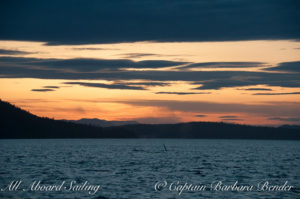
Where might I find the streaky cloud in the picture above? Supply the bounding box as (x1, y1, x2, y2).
(222, 118, 243, 121)
(269, 117, 300, 122)
(253, 92, 300, 95)
(0, 49, 30, 55)
(43, 86, 59, 89)
(241, 88, 273, 91)
(155, 92, 210, 95)
(179, 62, 264, 70)
(219, 115, 238, 119)
(31, 89, 55, 92)
(72, 47, 119, 51)
(195, 115, 207, 117)
(122, 81, 170, 87)
(0, 57, 187, 72)
(120, 53, 159, 59)
(64, 82, 146, 90)
(1, 57, 300, 90)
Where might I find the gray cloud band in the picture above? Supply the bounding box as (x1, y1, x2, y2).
(0, 57, 299, 90)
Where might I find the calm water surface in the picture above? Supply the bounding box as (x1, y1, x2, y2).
(0, 139, 299, 199)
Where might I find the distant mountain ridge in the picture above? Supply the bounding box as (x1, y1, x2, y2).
(64, 118, 138, 127)
(0, 99, 299, 140)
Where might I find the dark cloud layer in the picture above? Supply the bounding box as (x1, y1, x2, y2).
(0, 0, 299, 44)
(0, 57, 186, 72)
(192, 70, 300, 90)
(264, 61, 300, 72)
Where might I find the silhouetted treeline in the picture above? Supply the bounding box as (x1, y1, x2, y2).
(0, 100, 136, 138)
(0, 99, 299, 139)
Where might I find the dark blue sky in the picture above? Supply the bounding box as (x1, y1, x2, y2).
(1, 0, 299, 44)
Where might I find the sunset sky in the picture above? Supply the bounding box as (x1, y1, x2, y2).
(0, 0, 300, 126)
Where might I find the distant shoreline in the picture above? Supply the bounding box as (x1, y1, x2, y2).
(1, 100, 300, 140)
(1, 138, 300, 141)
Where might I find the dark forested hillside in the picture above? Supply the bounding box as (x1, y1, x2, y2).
(0, 100, 136, 138)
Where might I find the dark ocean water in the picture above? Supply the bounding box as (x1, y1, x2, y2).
(0, 139, 299, 199)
